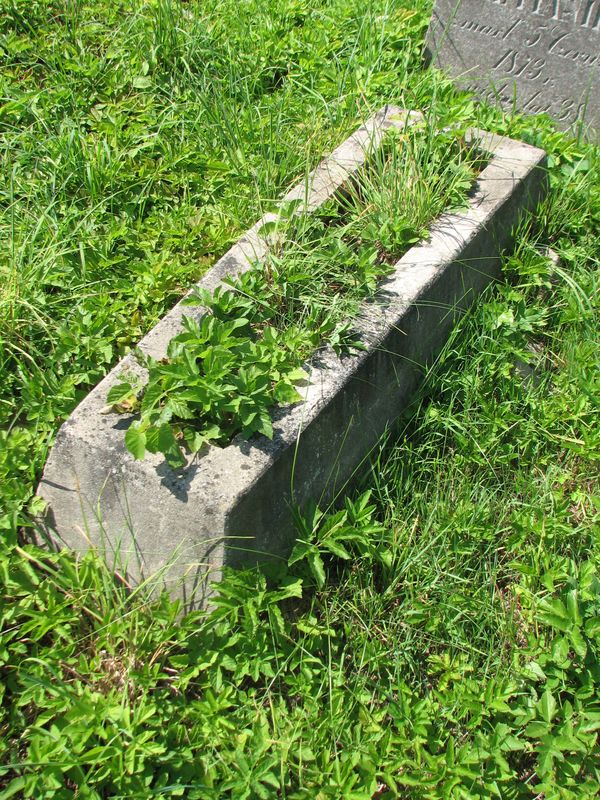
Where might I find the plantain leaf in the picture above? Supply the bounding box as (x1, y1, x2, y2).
(125, 421, 147, 460)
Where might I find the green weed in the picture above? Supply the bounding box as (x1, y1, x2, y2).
(114, 126, 480, 467)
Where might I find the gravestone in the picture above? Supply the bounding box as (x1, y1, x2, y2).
(428, 0, 600, 135)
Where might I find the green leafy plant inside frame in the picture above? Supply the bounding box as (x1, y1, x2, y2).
(111, 125, 483, 468)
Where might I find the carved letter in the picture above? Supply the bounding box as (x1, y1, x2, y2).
(549, 30, 571, 51)
(503, 19, 523, 39)
(526, 57, 545, 79)
(579, 0, 600, 30)
(493, 49, 518, 71)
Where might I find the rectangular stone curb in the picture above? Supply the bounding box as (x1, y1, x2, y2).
(37, 108, 547, 607)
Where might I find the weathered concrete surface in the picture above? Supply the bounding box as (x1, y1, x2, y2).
(428, 0, 600, 136)
(38, 110, 547, 607)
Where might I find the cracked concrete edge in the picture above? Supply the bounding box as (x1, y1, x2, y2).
(37, 111, 547, 607)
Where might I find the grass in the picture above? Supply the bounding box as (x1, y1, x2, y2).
(0, 0, 599, 798)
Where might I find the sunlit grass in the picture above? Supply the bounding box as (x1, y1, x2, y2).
(0, 0, 599, 796)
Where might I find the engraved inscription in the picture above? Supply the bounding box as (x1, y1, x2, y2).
(484, 0, 600, 28)
(429, 0, 600, 132)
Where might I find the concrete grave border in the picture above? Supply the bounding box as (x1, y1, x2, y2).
(38, 107, 547, 606)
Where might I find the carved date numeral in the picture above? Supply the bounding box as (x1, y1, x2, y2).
(493, 48, 546, 79)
